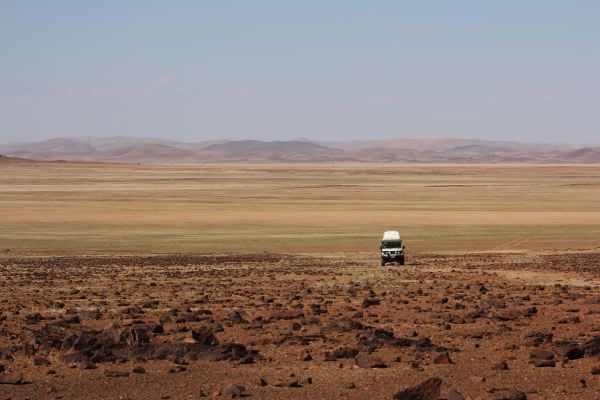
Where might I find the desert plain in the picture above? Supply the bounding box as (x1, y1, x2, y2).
(0, 161, 599, 399)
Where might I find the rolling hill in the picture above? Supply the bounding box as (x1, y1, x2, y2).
(1, 136, 598, 164)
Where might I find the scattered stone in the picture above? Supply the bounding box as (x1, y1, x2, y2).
(272, 378, 300, 388)
(447, 389, 464, 400)
(591, 365, 600, 375)
(221, 383, 246, 398)
(493, 360, 509, 370)
(300, 377, 312, 385)
(268, 310, 304, 321)
(554, 342, 584, 360)
(529, 349, 555, 367)
(78, 360, 97, 370)
(491, 388, 527, 400)
(432, 352, 453, 365)
(362, 298, 380, 308)
(557, 315, 580, 324)
(581, 336, 600, 356)
(104, 369, 130, 377)
(33, 357, 51, 366)
(132, 366, 145, 374)
(0, 372, 24, 385)
(168, 365, 187, 373)
(228, 310, 247, 324)
(524, 331, 553, 347)
(192, 326, 220, 346)
(324, 347, 359, 361)
(392, 377, 442, 400)
(354, 354, 387, 368)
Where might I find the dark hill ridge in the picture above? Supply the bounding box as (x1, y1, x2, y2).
(561, 147, 600, 162)
(1, 138, 97, 155)
(201, 140, 331, 154)
(1, 137, 599, 164)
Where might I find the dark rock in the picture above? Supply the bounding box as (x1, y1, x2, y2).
(354, 354, 387, 368)
(530, 358, 555, 367)
(493, 360, 509, 370)
(104, 369, 130, 377)
(0, 349, 14, 361)
(591, 365, 600, 375)
(432, 352, 453, 365)
(465, 310, 482, 319)
(268, 310, 304, 321)
(491, 388, 527, 400)
(59, 351, 91, 364)
(272, 378, 300, 388)
(228, 310, 247, 324)
(581, 336, 600, 356)
(0, 372, 24, 385)
(393, 377, 442, 400)
(77, 360, 97, 370)
(25, 312, 42, 324)
(324, 347, 359, 361)
(362, 298, 380, 308)
(529, 349, 554, 360)
(222, 383, 246, 398)
(152, 324, 165, 334)
(524, 331, 552, 347)
(191, 326, 220, 346)
(33, 357, 51, 366)
(554, 342, 584, 360)
(529, 349, 555, 368)
(557, 315, 581, 324)
(132, 366, 145, 374)
(447, 390, 464, 400)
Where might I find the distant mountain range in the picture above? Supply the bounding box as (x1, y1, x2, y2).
(1, 136, 599, 164)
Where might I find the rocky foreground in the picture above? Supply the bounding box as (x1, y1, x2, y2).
(0, 252, 599, 399)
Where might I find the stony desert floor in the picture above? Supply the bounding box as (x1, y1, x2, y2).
(0, 251, 599, 399)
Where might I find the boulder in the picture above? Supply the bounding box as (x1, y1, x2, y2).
(392, 377, 442, 400)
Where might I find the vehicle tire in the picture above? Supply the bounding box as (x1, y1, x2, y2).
(380, 258, 385, 266)
(399, 256, 405, 266)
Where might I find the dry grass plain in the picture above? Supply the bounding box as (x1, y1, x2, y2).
(1, 162, 600, 255)
(1, 162, 599, 400)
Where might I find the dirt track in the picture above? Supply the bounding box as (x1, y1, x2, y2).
(1, 252, 599, 399)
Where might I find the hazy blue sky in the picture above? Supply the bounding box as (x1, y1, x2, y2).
(1, 1, 598, 144)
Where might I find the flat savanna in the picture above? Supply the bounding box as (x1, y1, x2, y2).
(0, 163, 599, 399)
(1, 163, 600, 255)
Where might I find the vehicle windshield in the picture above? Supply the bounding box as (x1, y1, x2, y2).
(381, 241, 402, 249)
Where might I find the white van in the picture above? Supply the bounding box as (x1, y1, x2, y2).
(380, 231, 405, 266)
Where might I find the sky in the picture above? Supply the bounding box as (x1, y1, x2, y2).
(0, 1, 599, 144)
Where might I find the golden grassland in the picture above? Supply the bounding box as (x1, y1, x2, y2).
(1, 162, 599, 255)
